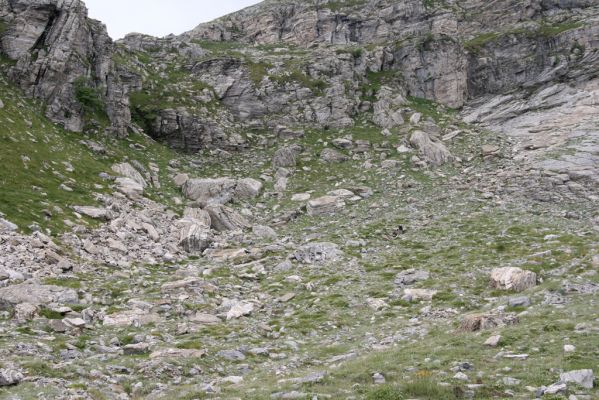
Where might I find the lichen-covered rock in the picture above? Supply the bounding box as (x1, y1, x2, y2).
(273, 145, 303, 168)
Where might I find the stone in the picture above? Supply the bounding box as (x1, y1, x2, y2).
(402, 288, 437, 301)
(173, 173, 189, 187)
(123, 343, 150, 355)
(461, 314, 519, 332)
(103, 310, 161, 327)
(235, 178, 263, 200)
(291, 193, 311, 201)
(410, 130, 454, 166)
(394, 269, 430, 287)
(482, 145, 500, 157)
(253, 225, 277, 239)
(508, 296, 531, 307)
(491, 267, 537, 292)
(294, 242, 342, 264)
(115, 177, 145, 199)
(373, 372, 386, 384)
(0, 283, 79, 309)
(544, 382, 567, 395)
(0, 369, 23, 387)
(205, 204, 251, 232)
(307, 195, 344, 216)
(150, 348, 206, 359)
(227, 302, 254, 320)
(484, 335, 502, 347)
(454, 372, 469, 381)
(218, 349, 246, 361)
(560, 370, 594, 389)
(182, 178, 237, 205)
(320, 148, 348, 163)
(63, 317, 86, 328)
(183, 207, 212, 227)
(142, 223, 160, 241)
(14, 303, 38, 321)
(0, 218, 18, 232)
(190, 313, 222, 325)
(564, 344, 576, 353)
(178, 223, 213, 253)
(272, 145, 303, 168)
(112, 163, 147, 188)
(73, 206, 113, 221)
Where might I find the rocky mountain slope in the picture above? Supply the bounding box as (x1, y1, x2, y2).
(0, 0, 598, 399)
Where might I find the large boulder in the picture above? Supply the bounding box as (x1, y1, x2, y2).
(112, 163, 147, 188)
(560, 370, 594, 389)
(410, 130, 454, 166)
(234, 178, 263, 200)
(0, 283, 79, 310)
(178, 224, 213, 253)
(490, 267, 537, 292)
(183, 178, 237, 206)
(205, 205, 251, 232)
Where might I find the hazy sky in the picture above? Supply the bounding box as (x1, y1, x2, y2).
(85, 0, 263, 40)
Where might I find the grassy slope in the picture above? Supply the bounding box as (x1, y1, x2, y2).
(0, 74, 183, 235)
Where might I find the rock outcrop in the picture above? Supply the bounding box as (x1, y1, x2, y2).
(0, 0, 130, 135)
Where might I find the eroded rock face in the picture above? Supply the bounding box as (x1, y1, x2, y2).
(0, 0, 130, 135)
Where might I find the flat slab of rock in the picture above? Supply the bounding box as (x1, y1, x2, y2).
(103, 309, 161, 327)
(491, 267, 537, 292)
(0, 283, 79, 309)
(307, 195, 344, 216)
(73, 206, 113, 221)
(150, 348, 206, 359)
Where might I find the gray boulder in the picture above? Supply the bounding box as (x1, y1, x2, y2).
(205, 205, 251, 232)
(560, 369, 594, 389)
(234, 178, 263, 200)
(183, 178, 237, 206)
(178, 224, 213, 253)
(410, 130, 454, 166)
(0, 283, 79, 310)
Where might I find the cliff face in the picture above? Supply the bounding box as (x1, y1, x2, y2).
(0, 0, 597, 150)
(0, 0, 129, 135)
